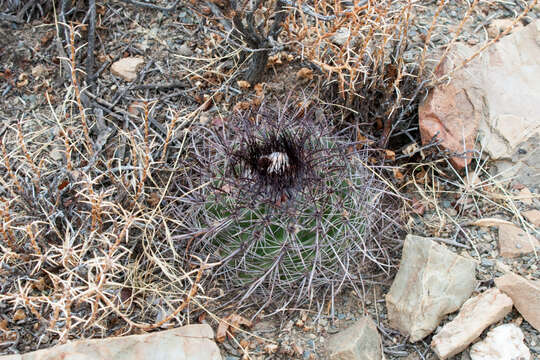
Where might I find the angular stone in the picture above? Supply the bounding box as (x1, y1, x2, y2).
(386, 235, 477, 342)
(418, 70, 483, 168)
(469, 324, 531, 360)
(327, 316, 383, 360)
(419, 20, 540, 172)
(523, 209, 540, 227)
(0, 324, 222, 360)
(111, 57, 144, 81)
(495, 272, 540, 331)
(497, 223, 540, 258)
(431, 288, 513, 359)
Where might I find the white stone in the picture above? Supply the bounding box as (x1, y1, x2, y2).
(469, 324, 530, 360)
(431, 288, 513, 359)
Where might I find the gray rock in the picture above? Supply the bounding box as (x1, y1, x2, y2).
(326, 316, 383, 360)
(178, 43, 193, 57)
(0, 324, 222, 360)
(385, 235, 477, 342)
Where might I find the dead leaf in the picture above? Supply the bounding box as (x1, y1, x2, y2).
(127, 102, 144, 115)
(254, 83, 265, 97)
(402, 142, 418, 156)
(34, 277, 46, 291)
(265, 343, 278, 354)
(234, 101, 251, 111)
(384, 150, 395, 161)
(147, 192, 161, 208)
(237, 80, 251, 89)
(240, 339, 249, 349)
(40, 30, 54, 46)
(393, 167, 404, 181)
(216, 313, 253, 343)
(16, 73, 28, 88)
(415, 169, 427, 184)
(13, 309, 26, 322)
(267, 53, 282, 66)
(296, 67, 313, 81)
(57, 179, 70, 191)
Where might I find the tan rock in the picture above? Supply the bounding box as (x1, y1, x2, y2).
(523, 209, 540, 227)
(518, 187, 534, 206)
(497, 223, 539, 258)
(386, 235, 477, 342)
(431, 288, 513, 359)
(327, 316, 383, 360)
(469, 324, 530, 360)
(111, 57, 144, 81)
(0, 324, 222, 360)
(419, 20, 540, 171)
(495, 272, 540, 331)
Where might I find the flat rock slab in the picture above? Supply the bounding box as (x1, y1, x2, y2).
(497, 223, 540, 258)
(386, 235, 477, 342)
(495, 272, 540, 331)
(327, 316, 382, 360)
(431, 288, 513, 359)
(0, 324, 222, 360)
(419, 20, 540, 180)
(469, 324, 531, 360)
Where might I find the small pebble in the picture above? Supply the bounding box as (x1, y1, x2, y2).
(481, 258, 494, 267)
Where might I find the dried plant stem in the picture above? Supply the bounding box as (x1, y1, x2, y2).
(16, 120, 40, 187)
(0, 203, 17, 252)
(68, 22, 93, 156)
(1, 140, 23, 194)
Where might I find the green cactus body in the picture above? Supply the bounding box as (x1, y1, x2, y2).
(205, 163, 367, 287)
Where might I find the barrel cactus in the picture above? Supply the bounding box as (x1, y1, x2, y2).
(176, 101, 402, 309)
